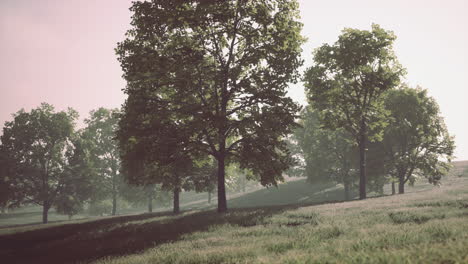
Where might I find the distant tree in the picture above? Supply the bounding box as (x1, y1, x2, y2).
(54, 137, 96, 219)
(116, 0, 305, 213)
(294, 107, 358, 200)
(83, 108, 122, 215)
(120, 183, 170, 213)
(304, 24, 405, 199)
(366, 140, 389, 195)
(191, 159, 218, 204)
(225, 163, 255, 194)
(381, 86, 455, 193)
(118, 106, 198, 214)
(0, 103, 87, 223)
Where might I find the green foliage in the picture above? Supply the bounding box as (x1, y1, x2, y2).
(116, 0, 305, 212)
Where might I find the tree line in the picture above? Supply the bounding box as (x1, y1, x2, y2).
(0, 0, 455, 222)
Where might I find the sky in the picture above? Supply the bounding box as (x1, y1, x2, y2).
(1, 0, 467, 160)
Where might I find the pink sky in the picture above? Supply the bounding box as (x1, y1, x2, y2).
(0, 0, 131, 126)
(1, 0, 467, 160)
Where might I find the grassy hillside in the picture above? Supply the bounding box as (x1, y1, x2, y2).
(1, 173, 467, 263)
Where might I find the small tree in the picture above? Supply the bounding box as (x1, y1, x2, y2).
(304, 24, 405, 199)
(381, 86, 455, 193)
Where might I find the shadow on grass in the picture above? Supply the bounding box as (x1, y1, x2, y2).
(0, 194, 360, 264)
(2, 178, 407, 264)
(0, 205, 302, 264)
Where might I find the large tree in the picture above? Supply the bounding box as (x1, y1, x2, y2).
(0, 103, 90, 223)
(303, 24, 405, 199)
(381, 86, 455, 193)
(83, 108, 122, 215)
(116, 0, 305, 212)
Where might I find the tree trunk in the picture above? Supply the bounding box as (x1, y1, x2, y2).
(208, 191, 212, 204)
(217, 154, 227, 213)
(173, 187, 180, 214)
(112, 192, 117, 216)
(358, 120, 367, 200)
(42, 201, 50, 224)
(148, 195, 153, 213)
(391, 182, 396, 195)
(147, 185, 154, 213)
(242, 176, 246, 193)
(398, 175, 405, 194)
(344, 178, 351, 201)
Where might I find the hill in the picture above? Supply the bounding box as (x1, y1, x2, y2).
(0, 174, 467, 263)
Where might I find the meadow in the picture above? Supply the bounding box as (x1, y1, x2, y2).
(0, 171, 467, 263)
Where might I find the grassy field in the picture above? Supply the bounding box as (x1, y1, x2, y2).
(1, 173, 467, 263)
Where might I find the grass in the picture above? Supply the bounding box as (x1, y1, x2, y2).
(1, 175, 467, 263)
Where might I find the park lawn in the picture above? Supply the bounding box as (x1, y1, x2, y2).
(94, 176, 468, 264)
(0, 176, 467, 264)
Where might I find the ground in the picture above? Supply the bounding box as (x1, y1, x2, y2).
(0, 170, 467, 263)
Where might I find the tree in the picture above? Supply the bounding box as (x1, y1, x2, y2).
(0, 145, 22, 213)
(0, 103, 86, 223)
(53, 136, 96, 219)
(83, 108, 122, 215)
(304, 24, 405, 199)
(120, 183, 170, 213)
(381, 86, 455, 193)
(191, 158, 218, 204)
(116, 0, 305, 212)
(294, 107, 358, 200)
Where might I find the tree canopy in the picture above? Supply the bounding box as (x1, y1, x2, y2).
(116, 0, 305, 212)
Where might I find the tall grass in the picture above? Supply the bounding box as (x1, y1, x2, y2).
(1, 176, 467, 264)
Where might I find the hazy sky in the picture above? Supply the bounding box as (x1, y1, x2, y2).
(1, 0, 467, 160)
